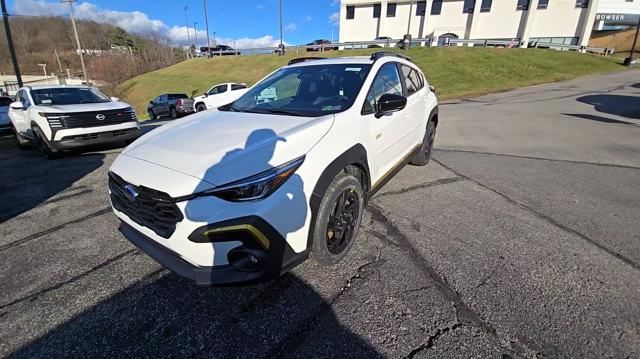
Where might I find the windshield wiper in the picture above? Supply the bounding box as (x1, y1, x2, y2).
(259, 108, 304, 116)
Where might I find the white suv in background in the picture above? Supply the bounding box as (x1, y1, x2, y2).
(108, 52, 439, 285)
(192, 82, 249, 112)
(9, 85, 139, 158)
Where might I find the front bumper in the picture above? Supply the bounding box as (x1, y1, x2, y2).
(119, 218, 307, 286)
(53, 127, 140, 150)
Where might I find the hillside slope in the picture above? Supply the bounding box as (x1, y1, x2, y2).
(120, 47, 624, 118)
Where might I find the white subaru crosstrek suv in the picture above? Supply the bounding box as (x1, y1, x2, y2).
(9, 85, 139, 158)
(109, 52, 438, 285)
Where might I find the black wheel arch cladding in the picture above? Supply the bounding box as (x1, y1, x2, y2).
(306, 144, 371, 249)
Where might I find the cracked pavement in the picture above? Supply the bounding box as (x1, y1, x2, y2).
(1, 71, 640, 358)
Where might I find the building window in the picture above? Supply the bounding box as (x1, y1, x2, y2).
(416, 1, 426, 16)
(575, 0, 589, 8)
(431, 0, 443, 15)
(516, 0, 530, 10)
(538, 0, 549, 9)
(480, 0, 493, 12)
(373, 3, 381, 18)
(346, 5, 355, 19)
(387, 3, 397, 17)
(463, 0, 475, 13)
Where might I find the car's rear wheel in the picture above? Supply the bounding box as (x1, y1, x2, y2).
(12, 125, 31, 150)
(311, 171, 364, 265)
(170, 107, 178, 119)
(148, 109, 156, 120)
(32, 127, 58, 159)
(196, 103, 207, 112)
(410, 119, 437, 166)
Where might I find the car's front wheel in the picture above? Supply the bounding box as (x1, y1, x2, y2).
(311, 170, 365, 265)
(410, 119, 437, 166)
(148, 109, 157, 120)
(12, 125, 31, 150)
(195, 103, 207, 112)
(32, 127, 58, 159)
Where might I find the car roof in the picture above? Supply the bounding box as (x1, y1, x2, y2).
(24, 84, 91, 91)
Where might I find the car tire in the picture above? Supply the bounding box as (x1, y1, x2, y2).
(148, 110, 156, 121)
(170, 107, 177, 119)
(311, 170, 365, 266)
(32, 127, 58, 159)
(195, 103, 207, 112)
(410, 119, 437, 166)
(12, 126, 31, 150)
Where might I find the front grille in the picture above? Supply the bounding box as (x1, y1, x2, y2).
(109, 172, 183, 238)
(46, 109, 136, 129)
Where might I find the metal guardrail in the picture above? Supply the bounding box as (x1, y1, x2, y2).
(194, 38, 610, 57)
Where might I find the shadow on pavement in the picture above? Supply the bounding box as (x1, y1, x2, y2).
(576, 94, 640, 119)
(8, 272, 380, 358)
(631, 82, 640, 89)
(562, 113, 640, 127)
(0, 136, 105, 223)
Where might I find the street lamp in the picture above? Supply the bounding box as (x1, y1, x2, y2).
(194, 22, 198, 47)
(203, 0, 212, 57)
(624, 17, 640, 66)
(38, 64, 48, 83)
(278, 0, 285, 55)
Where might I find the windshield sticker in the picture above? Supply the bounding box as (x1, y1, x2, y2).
(41, 99, 52, 105)
(322, 105, 341, 111)
(345, 67, 362, 72)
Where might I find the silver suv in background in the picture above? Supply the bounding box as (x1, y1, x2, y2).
(0, 96, 13, 135)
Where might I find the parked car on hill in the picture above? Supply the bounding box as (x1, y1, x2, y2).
(192, 83, 248, 112)
(201, 45, 241, 56)
(9, 85, 139, 158)
(0, 96, 14, 134)
(306, 39, 338, 52)
(368, 36, 394, 48)
(147, 93, 195, 120)
(108, 52, 439, 285)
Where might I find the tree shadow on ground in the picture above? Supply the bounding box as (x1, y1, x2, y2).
(8, 272, 381, 358)
(576, 94, 640, 119)
(562, 113, 640, 127)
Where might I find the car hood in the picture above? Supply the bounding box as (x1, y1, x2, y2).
(122, 110, 334, 187)
(35, 101, 132, 113)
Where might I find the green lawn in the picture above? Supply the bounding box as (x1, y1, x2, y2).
(119, 47, 624, 119)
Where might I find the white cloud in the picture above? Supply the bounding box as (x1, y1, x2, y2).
(329, 12, 340, 26)
(284, 23, 297, 33)
(256, 4, 265, 10)
(14, 0, 281, 48)
(331, 0, 340, 6)
(305, 15, 312, 22)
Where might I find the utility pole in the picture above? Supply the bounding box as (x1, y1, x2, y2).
(203, 0, 212, 57)
(404, 0, 414, 49)
(63, 0, 89, 84)
(194, 22, 198, 47)
(1, 0, 23, 87)
(279, 0, 285, 55)
(54, 48, 64, 74)
(184, 5, 191, 58)
(624, 17, 640, 66)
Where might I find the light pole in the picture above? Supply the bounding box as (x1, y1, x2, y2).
(184, 5, 191, 44)
(194, 22, 198, 47)
(404, 0, 414, 49)
(62, 0, 89, 84)
(203, 0, 212, 57)
(38, 64, 48, 83)
(624, 17, 640, 66)
(1, 0, 22, 87)
(213, 32, 216, 46)
(278, 0, 285, 55)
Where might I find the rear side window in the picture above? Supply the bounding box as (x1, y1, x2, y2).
(231, 84, 247, 91)
(401, 65, 423, 96)
(362, 62, 403, 115)
(169, 94, 188, 100)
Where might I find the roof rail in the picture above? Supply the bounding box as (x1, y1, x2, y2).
(370, 51, 412, 62)
(288, 57, 325, 65)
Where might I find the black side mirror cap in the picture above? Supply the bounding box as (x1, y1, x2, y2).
(375, 93, 407, 118)
(429, 85, 436, 94)
(149, 101, 154, 105)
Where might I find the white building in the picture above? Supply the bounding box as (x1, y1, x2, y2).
(338, 0, 640, 47)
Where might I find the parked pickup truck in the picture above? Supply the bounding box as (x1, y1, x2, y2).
(147, 93, 195, 120)
(192, 83, 248, 112)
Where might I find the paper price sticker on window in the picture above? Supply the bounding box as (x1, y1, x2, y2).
(322, 105, 342, 111)
(345, 67, 362, 72)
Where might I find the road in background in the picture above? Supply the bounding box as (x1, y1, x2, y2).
(1, 71, 639, 358)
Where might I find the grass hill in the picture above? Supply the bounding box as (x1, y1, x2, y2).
(119, 47, 624, 119)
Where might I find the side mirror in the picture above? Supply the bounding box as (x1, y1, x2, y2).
(149, 101, 154, 105)
(204, 93, 208, 98)
(375, 93, 406, 118)
(429, 85, 436, 94)
(10, 101, 24, 110)
(110, 97, 120, 102)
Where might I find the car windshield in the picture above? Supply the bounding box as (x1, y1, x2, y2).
(227, 63, 372, 117)
(30, 87, 110, 106)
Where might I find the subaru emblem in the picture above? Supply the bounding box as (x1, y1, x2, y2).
(96, 114, 106, 121)
(124, 184, 139, 202)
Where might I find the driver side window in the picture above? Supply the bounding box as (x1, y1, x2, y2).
(362, 63, 402, 115)
(209, 85, 227, 95)
(20, 91, 31, 108)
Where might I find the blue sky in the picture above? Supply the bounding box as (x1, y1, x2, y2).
(9, 0, 342, 47)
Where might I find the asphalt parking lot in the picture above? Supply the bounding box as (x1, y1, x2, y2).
(1, 71, 639, 358)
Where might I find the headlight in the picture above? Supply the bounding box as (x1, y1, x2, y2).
(188, 156, 305, 202)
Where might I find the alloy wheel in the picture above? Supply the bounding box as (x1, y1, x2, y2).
(326, 188, 360, 255)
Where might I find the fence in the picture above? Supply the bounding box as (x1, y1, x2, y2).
(195, 38, 611, 57)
